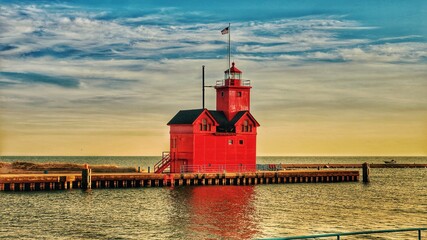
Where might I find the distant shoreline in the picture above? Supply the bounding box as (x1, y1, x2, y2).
(0, 161, 138, 174)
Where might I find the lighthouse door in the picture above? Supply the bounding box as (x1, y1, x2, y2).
(177, 159, 188, 172)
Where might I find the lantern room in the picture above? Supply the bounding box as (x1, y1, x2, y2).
(225, 62, 242, 80)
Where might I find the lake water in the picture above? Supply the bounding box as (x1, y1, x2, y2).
(1, 156, 426, 239)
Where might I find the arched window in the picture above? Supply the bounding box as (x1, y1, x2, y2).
(242, 120, 249, 132)
(202, 119, 207, 131)
(200, 119, 211, 131)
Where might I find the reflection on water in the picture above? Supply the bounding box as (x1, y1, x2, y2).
(1, 157, 426, 239)
(183, 186, 257, 239)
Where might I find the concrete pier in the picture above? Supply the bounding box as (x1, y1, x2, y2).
(0, 170, 359, 191)
(274, 163, 427, 169)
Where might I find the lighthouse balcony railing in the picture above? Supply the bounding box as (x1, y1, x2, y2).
(242, 80, 251, 86)
(216, 80, 223, 86)
(215, 79, 251, 87)
(180, 164, 256, 173)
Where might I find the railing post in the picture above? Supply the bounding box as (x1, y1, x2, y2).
(337, 235, 340, 240)
(419, 229, 421, 240)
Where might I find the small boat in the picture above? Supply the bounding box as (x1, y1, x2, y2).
(384, 159, 396, 164)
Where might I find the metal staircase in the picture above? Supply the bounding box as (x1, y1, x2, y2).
(154, 152, 171, 173)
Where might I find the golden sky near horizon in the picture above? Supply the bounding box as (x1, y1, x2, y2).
(1, 113, 426, 156)
(1, 61, 426, 156)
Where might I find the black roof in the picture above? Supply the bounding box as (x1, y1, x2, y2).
(167, 109, 251, 133)
(209, 110, 234, 132)
(167, 109, 205, 125)
(229, 111, 246, 125)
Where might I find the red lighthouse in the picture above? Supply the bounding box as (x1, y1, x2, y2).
(154, 63, 260, 173)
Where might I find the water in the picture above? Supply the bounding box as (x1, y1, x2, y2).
(1, 156, 426, 239)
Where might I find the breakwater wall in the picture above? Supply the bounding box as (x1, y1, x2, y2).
(0, 170, 359, 191)
(260, 163, 427, 170)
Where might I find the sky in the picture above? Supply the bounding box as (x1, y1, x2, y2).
(0, 0, 426, 156)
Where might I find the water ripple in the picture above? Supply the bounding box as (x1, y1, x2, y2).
(1, 157, 426, 239)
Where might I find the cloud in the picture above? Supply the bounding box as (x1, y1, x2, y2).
(336, 43, 427, 63)
(1, 4, 425, 66)
(0, 72, 80, 88)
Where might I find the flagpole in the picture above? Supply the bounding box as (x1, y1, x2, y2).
(228, 23, 231, 79)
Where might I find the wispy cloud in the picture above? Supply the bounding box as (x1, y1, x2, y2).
(2, 4, 426, 64)
(0, 72, 80, 88)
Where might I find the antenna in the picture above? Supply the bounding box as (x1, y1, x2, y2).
(202, 65, 205, 109)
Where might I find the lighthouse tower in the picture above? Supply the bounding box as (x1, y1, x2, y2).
(155, 63, 260, 174)
(215, 62, 251, 120)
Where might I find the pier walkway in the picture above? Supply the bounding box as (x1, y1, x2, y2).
(0, 170, 359, 191)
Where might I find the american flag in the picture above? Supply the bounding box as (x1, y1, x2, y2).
(221, 27, 229, 35)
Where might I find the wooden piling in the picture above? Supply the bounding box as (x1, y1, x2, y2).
(81, 168, 92, 190)
(362, 162, 370, 183)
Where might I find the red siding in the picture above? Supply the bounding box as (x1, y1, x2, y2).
(216, 86, 251, 120)
(169, 125, 193, 173)
(169, 126, 257, 173)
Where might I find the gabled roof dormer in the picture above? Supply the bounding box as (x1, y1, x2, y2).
(232, 111, 260, 134)
(194, 110, 218, 133)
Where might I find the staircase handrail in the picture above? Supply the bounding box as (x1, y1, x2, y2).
(154, 151, 171, 173)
